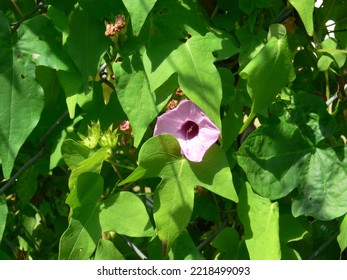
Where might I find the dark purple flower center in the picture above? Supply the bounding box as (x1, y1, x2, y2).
(180, 120, 199, 140)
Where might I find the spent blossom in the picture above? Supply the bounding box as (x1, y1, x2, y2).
(154, 100, 220, 162)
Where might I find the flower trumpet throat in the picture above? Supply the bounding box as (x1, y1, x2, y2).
(154, 100, 220, 162)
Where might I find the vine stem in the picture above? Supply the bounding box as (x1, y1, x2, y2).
(0, 110, 68, 195)
(0, 147, 45, 195)
(120, 235, 147, 260)
(307, 230, 339, 260)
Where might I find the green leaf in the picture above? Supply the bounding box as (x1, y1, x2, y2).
(0, 196, 8, 241)
(240, 34, 295, 116)
(95, 239, 125, 260)
(18, 15, 74, 71)
(120, 134, 238, 245)
(144, 32, 239, 131)
(59, 173, 104, 260)
(279, 214, 309, 259)
(289, 0, 315, 36)
(67, 6, 109, 91)
(60, 173, 153, 259)
(0, 12, 44, 178)
(337, 215, 347, 253)
(291, 146, 347, 220)
(57, 70, 83, 119)
(62, 139, 92, 169)
(238, 95, 347, 220)
(113, 54, 177, 147)
(153, 178, 195, 247)
(100, 192, 154, 237)
(169, 231, 204, 260)
(317, 38, 346, 71)
(211, 227, 241, 259)
(238, 121, 312, 199)
(122, 0, 156, 36)
(78, 0, 123, 20)
(68, 147, 108, 190)
(237, 183, 281, 260)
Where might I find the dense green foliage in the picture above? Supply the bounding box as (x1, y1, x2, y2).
(0, 0, 347, 260)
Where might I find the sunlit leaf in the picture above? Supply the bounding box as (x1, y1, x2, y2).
(240, 33, 295, 116)
(289, 0, 315, 36)
(122, 0, 156, 36)
(0, 12, 44, 178)
(59, 173, 153, 259)
(237, 183, 281, 260)
(337, 215, 347, 253)
(120, 134, 237, 245)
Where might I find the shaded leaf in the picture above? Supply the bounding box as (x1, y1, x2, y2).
(67, 6, 109, 91)
(279, 214, 309, 259)
(59, 173, 103, 260)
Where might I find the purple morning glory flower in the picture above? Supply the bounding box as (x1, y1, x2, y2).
(153, 99, 220, 162)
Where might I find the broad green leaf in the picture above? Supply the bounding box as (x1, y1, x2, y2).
(113, 54, 158, 147)
(291, 146, 347, 220)
(122, 0, 156, 36)
(289, 0, 315, 36)
(100, 192, 154, 237)
(237, 183, 281, 260)
(317, 38, 346, 71)
(95, 239, 125, 260)
(337, 215, 347, 253)
(144, 32, 239, 131)
(240, 34, 295, 116)
(60, 173, 153, 259)
(0, 12, 44, 178)
(59, 173, 104, 260)
(120, 134, 238, 245)
(68, 147, 108, 190)
(113, 54, 177, 147)
(238, 121, 312, 199)
(238, 94, 347, 220)
(18, 15, 74, 71)
(67, 6, 109, 91)
(0, 196, 8, 241)
(153, 178, 195, 247)
(62, 139, 92, 169)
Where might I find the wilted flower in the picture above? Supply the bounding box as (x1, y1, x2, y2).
(119, 120, 131, 132)
(154, 100, 220, 162)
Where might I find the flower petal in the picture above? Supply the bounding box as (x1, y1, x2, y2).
(153, 99, 220, 162)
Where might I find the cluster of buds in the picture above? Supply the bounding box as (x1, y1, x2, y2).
(105, 14, 126, 37)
